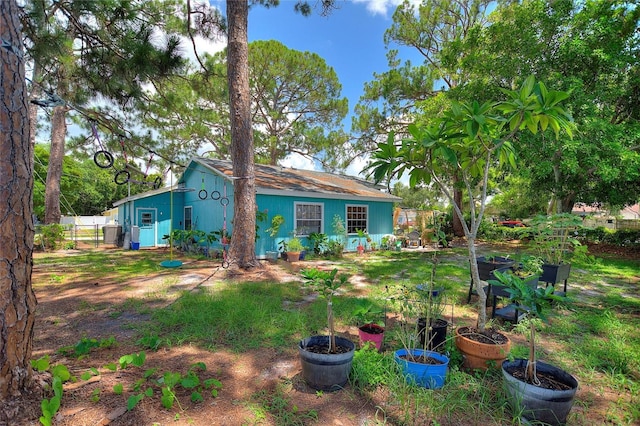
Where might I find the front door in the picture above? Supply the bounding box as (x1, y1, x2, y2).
(137, 208, 157, 247)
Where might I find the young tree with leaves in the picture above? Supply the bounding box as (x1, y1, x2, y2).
(368, 77, 574, 331)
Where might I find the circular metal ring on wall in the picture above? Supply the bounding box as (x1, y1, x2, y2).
(220, 197, 230, 206)
(198, 189, 208, 200)
(211, 191, 221, 200)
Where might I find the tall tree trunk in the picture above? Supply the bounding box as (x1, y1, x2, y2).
(44, 105, 69, 224)
(0, 0, 38, 398)
(226, 0, 259, 269)
(28, 62, 41, 171)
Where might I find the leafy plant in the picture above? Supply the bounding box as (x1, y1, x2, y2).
(300, 268, 348, 353)
(286, 237, 305, 252)
(367, 76, 574, 332)
(352, 300, 385, 327)
(530, 213, 583, 265)
(266, 214, 285, 238)
(489, 270, 569, 384)
(31, 356, 72, 426)
(37, 224, 67, 251)
(308, 232, 328, 255)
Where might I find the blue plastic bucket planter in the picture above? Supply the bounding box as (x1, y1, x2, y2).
(131, 242, 140, 250)
(394, 349, 449, 389)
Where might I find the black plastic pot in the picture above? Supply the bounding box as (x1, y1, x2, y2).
(298, 335, 355, 391)
(418, 318, 449, 352)
(502, 359, 578, 426)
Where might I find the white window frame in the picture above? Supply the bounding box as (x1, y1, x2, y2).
(294, 202, 324, 236)
(346, 204, 368, 235)
(184, 206, 193, 230)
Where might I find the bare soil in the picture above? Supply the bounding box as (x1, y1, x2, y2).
(2, 242, 638, 425)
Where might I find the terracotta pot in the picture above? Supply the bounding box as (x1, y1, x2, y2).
(286, 251, 300, 262)
(454, 326, 511, 370)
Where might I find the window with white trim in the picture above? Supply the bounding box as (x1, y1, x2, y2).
(184, 206, 192, 230)
(346, 205, 368, 234)
(294, 203, 323, 236)
(141, 212, 153, 226)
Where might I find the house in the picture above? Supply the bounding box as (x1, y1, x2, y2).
(113, 157, 401, 257)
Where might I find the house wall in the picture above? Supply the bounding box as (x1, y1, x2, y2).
(117, 162, 397, 254)
(181, 167, 233, 249)
(256, 194, 395, 256)
(117, 191, 183, 247)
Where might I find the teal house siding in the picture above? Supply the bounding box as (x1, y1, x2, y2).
(114, 157, 401, 255)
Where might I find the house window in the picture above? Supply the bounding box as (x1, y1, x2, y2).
(347, 205, 368, 234)
(295, 203, 323, 235)
(141, 212, 153, 226)
(184, 206, 192, 230)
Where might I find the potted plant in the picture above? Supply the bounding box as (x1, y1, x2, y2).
(393, 277, 450, 389)
(414, 229, 450, 352)
(285, 237, 305, 262)
(352, 301, 385, 351)
(490, 270, 578, 425)
(368, 76, 574, 370)
(530, 213, 583, 296)
(353, 228, 368, 255)
(299, 268, 356, 391)
(265, 214, 284, 262)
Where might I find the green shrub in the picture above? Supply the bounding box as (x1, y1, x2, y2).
(37, 224, 67, 251)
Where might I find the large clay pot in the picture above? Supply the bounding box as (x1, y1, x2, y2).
(454, 326, 511, 370)
(298, 335, 355, 391)
(502, 359, 578, 426)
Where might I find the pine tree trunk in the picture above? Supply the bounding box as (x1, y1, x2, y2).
(0, 0, 38, 398)
(44, 105, 69, 224)
(226, 0, 259, 269)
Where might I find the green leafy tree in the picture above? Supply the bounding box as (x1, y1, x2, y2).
(470, 0, 640, 211)
(142, 40, 349, 168)
(367, 77, 574, 331)
(22, 0, 187, 224)
(354, 0, 493, 236)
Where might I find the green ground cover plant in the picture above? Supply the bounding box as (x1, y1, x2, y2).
(29, 245, 639, 425)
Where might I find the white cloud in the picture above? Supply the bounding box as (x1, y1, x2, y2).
(352, 0, 421, 16)
(280, 153, 317, 171)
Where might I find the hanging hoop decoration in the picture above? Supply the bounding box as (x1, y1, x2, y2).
(152, 176, 162, 189)
(211, 177, 221, 200)
(91, 121, 114, 169)
(198, 172, 208, 200)
(114, 169, 130, 185)
(220, 181, 230, 206)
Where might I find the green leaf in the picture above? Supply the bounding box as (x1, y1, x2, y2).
(127, 393, 144, 411)
(31, 356, 50, 373)
(113, 383, 124, 395)
(191, 391, 203, 403)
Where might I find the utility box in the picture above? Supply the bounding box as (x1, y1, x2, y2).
(130, 225, 140, 243)
(103, 225, 123, 246)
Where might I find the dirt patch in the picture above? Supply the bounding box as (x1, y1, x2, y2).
(3, 245, 638, 425)
(4, 254, 384, 426)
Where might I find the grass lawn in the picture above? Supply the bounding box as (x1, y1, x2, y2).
(24, 243, 639, 425)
